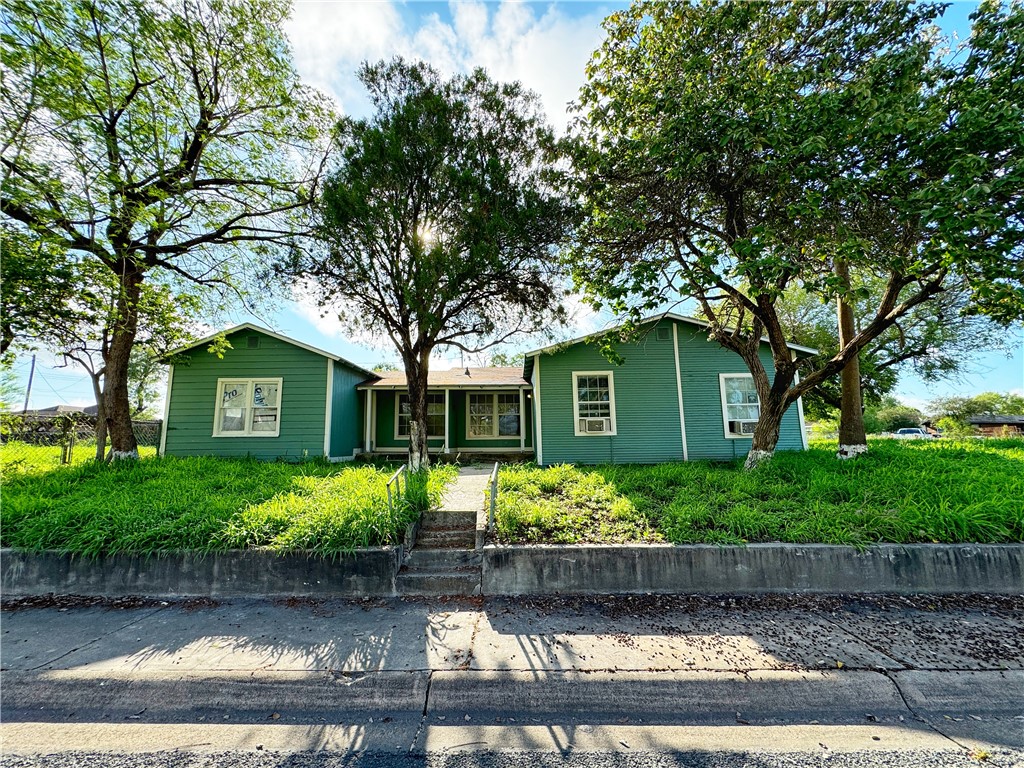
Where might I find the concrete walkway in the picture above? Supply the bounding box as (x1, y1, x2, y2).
(438, 464, 492, 515)
(2, 594, 1022, 765)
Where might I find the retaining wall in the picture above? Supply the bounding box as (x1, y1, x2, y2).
(1, 547, 403, 599)
(481, 543, 1024, 595)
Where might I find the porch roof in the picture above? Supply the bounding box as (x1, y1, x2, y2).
(358, 366, 529, 390)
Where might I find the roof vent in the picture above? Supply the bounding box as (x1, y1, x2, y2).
(657, 327, 670, 341)
(247, 336, 260, 349)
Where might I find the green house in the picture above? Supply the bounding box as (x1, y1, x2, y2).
(524, 314, 811, 465)
(160, 315, 811, 464)
(161, 324, 375, 461)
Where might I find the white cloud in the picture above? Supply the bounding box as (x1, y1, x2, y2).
(291, 282, 368, 343)
(285, 0, 607, 131)
(285, 1, 405, 113)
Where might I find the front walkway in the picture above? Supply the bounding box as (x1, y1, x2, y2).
(394, 465, 495, 596)
(438, 464, 492, 517)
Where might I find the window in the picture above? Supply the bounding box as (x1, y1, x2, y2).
(573, 371, 616, 436)
(467, 393, 521, 438)
(720, 373, 759, 438)
(397, 393, 445, 438)
(213, 378, 282, 437)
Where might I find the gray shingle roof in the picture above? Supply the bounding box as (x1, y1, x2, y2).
(359, 366, 529, 389)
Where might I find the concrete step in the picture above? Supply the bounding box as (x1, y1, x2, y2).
(405, 548, 482, 569)
(415, 530, 476, 549)
(419, 510, 477, 530)
(395, 569, 481, 596)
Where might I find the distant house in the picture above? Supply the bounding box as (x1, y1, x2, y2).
(20, 404, 99, 416)
(160, 316, 813, 465)
(968, 415, 1024, 436)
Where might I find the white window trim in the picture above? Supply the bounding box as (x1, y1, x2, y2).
(572, 371, 617, 437)
(212, 377, 283, 438)
(719, 372, 758, 440)
(465, 392, 522, 440)
(394, 391, 446, 441)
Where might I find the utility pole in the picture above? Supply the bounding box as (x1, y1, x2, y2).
(21, 354, 36, 413)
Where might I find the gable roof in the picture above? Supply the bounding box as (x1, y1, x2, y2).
(524, 312, 819, 358)
(968, 414, 1024, 426)
(162, 323, 377, 378)
(358, 366, 529, 390)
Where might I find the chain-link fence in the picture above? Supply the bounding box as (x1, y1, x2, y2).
(0, 413, 162, 471)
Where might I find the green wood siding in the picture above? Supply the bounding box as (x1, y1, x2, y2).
(329, 360, 367, 459)
(164, 329, 328, 460)
(532, 319, 805, 465)
(535, 319, 684, 465)
(676, 324, 804, 460)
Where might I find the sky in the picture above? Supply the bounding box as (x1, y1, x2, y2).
(7, 0, 1022, 415)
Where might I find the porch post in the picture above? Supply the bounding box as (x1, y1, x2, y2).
(371, 391, 377, 451)
(363, 389, 372, 453)
(443, 388, 450, 455)
(519, 387, 526, 452)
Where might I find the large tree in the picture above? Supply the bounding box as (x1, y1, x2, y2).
(285, 59, 574, 469)
(776, 279, 1014, 420)
(1, 0, 331, 458)
(0, 224, 82, 360)
(570, 0, 1023, 466)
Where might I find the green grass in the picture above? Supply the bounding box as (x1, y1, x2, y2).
(1, 442, 157, 475)
(493, 438, 1024, 547)
(0, 449, 458, 556)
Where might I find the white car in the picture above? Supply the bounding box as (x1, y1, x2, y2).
(893, 427, 933, 439)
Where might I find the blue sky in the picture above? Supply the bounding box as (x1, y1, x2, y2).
(9, 0, 1022, 414)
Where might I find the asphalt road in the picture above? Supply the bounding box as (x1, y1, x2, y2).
(2, 593, 1022, 766)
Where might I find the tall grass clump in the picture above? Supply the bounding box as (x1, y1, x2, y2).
(493, 438, 1023, 546)
(493, 463, 661, 543)
(1, 456, 458, 556)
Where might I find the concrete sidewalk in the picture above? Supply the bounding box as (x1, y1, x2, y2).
(2, 594, 1022, 764)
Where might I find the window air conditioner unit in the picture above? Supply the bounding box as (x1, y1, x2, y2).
(730, 420, 757, 435)
(580, 417, 611, 433)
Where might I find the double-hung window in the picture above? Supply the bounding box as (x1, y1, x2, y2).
(467, 393, 521, 438)
(573, 371, 616, 436)
(720, 373, 759, 437)
(397, 393, 445, 438)
(214, 378, 282, 437)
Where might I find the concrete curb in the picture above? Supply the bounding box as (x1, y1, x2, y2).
(481, 543, 1024, 595)
(4, 543, 1022, 598)
(0, 547, 404, 598)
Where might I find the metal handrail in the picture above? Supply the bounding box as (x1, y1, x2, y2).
(487, 461, 500, 531)
(386, 464, 407, 512)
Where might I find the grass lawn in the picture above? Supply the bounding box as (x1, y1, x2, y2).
(1, 442, 157, 473)
(493, 438, 1024, 547)
(1, 446, 458, 556)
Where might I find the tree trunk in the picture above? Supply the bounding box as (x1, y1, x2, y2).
(102, 267, 143, 460)
(740, 345, 798, 470)
(745, 392, 789, 469)
(404, 352, 432, 471)
(88, 371, 107, 462)
(836, 259, 868, 460)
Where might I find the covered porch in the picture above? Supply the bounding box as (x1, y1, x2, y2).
(357, 367, 534, 458)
